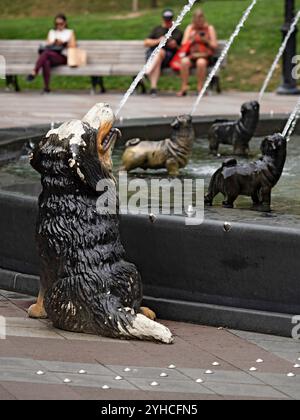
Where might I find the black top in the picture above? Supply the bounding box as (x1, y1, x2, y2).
(148, 26, 183, 52)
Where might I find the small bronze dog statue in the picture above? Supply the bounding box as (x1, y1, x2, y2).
(204, 133, 287, 212)
(122, 115, 195, 176)
(208, 101, 260, 156)
(28, 103, 173, 344)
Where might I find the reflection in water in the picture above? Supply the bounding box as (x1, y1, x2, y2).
(0, 137, 299, 228)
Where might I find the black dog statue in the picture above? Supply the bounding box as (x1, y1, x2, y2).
(28, 103, 173, 344)
(208, 101, 260, 156)
(204, 133, 287, 212)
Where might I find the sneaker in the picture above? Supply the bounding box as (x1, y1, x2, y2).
(150, 88, 157, 97)
(42, 89, 51, 95)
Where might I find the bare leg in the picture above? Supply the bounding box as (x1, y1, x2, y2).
(178, 57, 192, 95)
(146, 49, 166, 89)
(196, 58, 208, 92)
(28, 286, 47, 319)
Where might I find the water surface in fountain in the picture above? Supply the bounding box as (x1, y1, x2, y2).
(0, 136, 299, 228)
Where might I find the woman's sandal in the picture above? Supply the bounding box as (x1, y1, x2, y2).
(176, 87, 189, 97)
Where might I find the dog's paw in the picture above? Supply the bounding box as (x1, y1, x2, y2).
(140, 307, 156, 321)
(28, 303, 48, 319)
(222, 201, 234, 209)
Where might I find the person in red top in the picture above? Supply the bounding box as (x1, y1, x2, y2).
(177, 9, 218, 97)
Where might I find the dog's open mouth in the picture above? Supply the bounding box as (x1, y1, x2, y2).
(102, 128, 121, 152)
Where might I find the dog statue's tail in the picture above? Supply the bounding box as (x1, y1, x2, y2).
(118, 311, 174, 344)
(95, 295, 174, 344)
(125, 138, 141, 148)
(46, 285, 174, 344)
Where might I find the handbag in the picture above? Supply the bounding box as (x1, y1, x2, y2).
(67, 48, 87, 68)
(169, 42, 192, 72)
(38, 44, 65, 54)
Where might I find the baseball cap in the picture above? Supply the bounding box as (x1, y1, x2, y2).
(162, 9, 174, 20)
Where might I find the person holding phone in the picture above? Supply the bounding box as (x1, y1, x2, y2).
(27, 14, 76, 93)
(177, 9, 218, 97)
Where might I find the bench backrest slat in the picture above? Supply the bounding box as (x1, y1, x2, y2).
(0, 40, 227, 69)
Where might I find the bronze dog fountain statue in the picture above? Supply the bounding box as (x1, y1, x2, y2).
(204, 133, 287, 212)
(28, 103, 173, 344)
(208, 101, 260, 156)
(122, 115, 195, 176)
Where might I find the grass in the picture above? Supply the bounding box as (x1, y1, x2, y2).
(1, 0, 300, 93)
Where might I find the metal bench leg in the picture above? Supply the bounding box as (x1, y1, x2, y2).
(91, 76, 106, 94)
(6, 75, 20, 92)
(212, 75, 222, 94)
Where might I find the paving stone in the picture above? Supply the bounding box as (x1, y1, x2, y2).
(178, 368, 263, 385)
(74, 387, 225, 400)
(6, 326, 64, 340)
(107, 365, 189, 381)
(254, 340, 300, 353)
(203, 382, 289, 399)
(272, 352, 299, 363)
(38, 360, 112, 376)
(0, 383, 16, 400)
(0, 381, 82, 400)
(231, 330, 295, 343)
(53, 372, 138, 390)
(128, 377, 215, 395)
(0, 369, 61, 385)
(56, 330, 129, 344)
(0, 357, 44, 371)
(253, 372, 300, 387)
(5, 317, 50, 329)
(271, 385, 300, 400)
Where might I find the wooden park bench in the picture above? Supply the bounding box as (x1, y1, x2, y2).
(0, 40, 227, 93)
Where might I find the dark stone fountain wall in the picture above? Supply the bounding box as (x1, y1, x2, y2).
(0, 189, 300, 337)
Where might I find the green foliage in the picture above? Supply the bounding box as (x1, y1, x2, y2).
(1, 0, 300, 92)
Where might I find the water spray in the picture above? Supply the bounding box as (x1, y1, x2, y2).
(282, 96, 300, 141)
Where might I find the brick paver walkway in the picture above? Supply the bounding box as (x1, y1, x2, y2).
(0, 289, 299, 400)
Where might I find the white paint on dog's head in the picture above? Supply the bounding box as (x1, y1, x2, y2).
(46, 104, 115, 148)
(46, 120, 86, 147)
(83, 103, 115, 129)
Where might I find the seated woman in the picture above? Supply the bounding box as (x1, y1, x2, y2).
(177, 9, 218, 97)
(27, 14, 76, 93)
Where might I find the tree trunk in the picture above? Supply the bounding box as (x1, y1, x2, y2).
(151, 0, 158, 7)
(132, 0, 139, 12)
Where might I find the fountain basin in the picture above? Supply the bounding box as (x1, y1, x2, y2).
(0, 115, 299, 337)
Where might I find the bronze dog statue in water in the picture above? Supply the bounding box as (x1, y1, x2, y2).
(28, 103, 173, 344)
(204, 133, 287, 212)
(208, 101, 260, 156)
(122, 115, 195, 176)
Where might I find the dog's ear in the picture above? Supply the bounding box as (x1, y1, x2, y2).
(240, 103, 247, 115)
(171, 118, 180, 129)
(185, 114, 193, 124)
(260, 137, 271, 155)
(30, 136, 53, 174)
